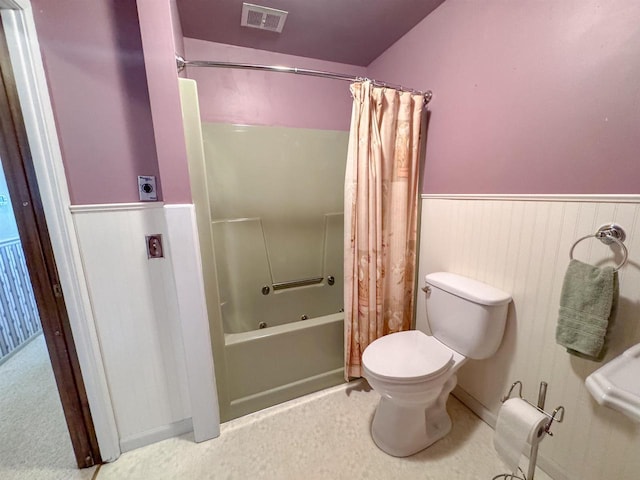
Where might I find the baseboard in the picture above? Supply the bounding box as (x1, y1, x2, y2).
(452, 386, 569, 480)
(119, 418, 194, 453)
(452, 385, 498, 427)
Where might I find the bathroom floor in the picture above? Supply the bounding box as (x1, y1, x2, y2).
(0, 335, 95, 480)
(96, 382, 554, 480)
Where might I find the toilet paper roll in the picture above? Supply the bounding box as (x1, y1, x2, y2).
(493, 398, 548, 474)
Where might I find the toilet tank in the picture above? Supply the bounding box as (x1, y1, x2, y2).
(424, 273, 511, 359)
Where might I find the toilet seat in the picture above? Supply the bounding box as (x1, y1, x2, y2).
(363, 330, 454, 383)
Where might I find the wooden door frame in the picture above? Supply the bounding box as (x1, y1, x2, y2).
(0, 0, 120, 464)
(0, 17, 101, 469)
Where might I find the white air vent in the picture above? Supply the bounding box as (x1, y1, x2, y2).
(241, 3, 288, 33)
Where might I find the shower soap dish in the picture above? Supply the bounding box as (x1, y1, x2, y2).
(586, 343, 640, 422)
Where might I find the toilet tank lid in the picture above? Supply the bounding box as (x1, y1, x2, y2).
(425, 272, 511, 306)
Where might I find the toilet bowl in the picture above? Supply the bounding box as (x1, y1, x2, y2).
(362, 272, 511, 457)
(363, 330, 466, 456)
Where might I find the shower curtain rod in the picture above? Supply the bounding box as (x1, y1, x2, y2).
(175, 55, 432, 103)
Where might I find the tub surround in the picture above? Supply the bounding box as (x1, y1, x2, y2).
(225, 314, 344, 419)
(203, 123, 347, 418)
(201, 122, 346, 333)
(180, 78, 347, 421)
(179, 78, 231, 420)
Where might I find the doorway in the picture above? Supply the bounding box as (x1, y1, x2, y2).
(0, 17, 100, 469)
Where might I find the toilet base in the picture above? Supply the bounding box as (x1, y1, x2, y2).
(370, 375, 457, 457)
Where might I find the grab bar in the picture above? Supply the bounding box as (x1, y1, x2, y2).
(272, 277, 323, 291)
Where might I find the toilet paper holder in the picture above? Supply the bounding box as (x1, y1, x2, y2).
(494, 380, 565, 480)
(501, 380, 565, 436)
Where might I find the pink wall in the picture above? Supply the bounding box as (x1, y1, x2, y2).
(184, 38, 367, 131)
(32, 0, 161, 204)
(136, 0, 192, 204)
(368, 0, 640, 194)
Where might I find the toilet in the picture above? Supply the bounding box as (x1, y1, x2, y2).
(362, 272, 511, 457)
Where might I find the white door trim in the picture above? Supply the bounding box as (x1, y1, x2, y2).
(0, 2, 120, 461)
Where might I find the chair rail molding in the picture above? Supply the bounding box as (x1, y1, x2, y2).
(421, 193, 640, 203)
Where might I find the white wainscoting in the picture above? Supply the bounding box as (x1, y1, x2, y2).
(418, 196, 640, 480)
(72, 203, 193, 451)
(164, 204, 220, 442)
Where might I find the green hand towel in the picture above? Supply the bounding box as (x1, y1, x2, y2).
(555, 259, 617, 360)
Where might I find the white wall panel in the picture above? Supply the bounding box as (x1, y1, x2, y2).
(164, 204, 219, 442)
(419, 197, 640, 480)
(72, 204, 191, 450)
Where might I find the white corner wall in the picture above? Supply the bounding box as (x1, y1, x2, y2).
(417, 196, 640, 480)
(71, 203, 193, 451)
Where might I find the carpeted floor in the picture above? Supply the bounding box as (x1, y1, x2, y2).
(0, 334, 96, 480)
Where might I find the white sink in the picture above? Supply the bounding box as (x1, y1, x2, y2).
(586, 343, 640, 422)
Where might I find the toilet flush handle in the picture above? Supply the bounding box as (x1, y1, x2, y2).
(421, 285, 431, 294)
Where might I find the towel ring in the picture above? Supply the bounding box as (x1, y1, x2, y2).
(569, 226, 628, 272)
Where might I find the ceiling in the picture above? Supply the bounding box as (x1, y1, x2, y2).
(176, 0, 445, 66)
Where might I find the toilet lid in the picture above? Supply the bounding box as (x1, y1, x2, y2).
(362, 330, 454, 382)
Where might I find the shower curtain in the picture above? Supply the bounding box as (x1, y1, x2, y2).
(344, 81, 424, 379)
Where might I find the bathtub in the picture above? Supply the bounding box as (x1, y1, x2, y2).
(224, 312, 345, 419)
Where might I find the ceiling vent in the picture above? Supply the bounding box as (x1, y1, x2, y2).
(241, 3, 288, 33)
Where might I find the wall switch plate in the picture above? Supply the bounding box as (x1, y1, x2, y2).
(146, 234, 163, 258)
(138, 175, 157, 201)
